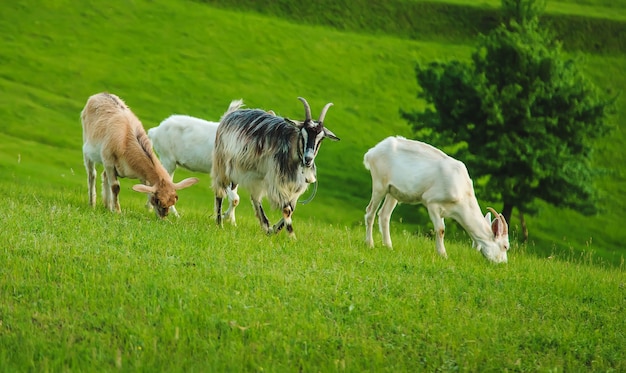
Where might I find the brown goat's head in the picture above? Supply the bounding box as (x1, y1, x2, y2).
(132, 177, 199, 218)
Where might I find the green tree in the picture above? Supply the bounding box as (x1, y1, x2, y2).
(401, 0, 615, 239)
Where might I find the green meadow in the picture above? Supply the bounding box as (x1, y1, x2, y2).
(1, 0, 625, 371)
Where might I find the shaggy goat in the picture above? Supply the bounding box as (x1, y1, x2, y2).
(81, 92, 198, 218)
(363, 136, 509, 263)
(147, 100, 243, 219)
(212, 97, 339, 237)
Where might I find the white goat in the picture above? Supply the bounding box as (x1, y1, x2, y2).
(81, 92, 198, 218)
(147, 101, 243, 220)
(363, 136, 509, 263)
(212, 97, 339, 237)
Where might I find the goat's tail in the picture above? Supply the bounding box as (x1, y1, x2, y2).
(146, 126, 156, 140)
(220, 99, 244, 121)
(363, 148, 373, 171)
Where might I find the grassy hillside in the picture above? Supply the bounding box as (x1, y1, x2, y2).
(2, 0, 624, 264)
(0, 179, 624, 371)
(1, 0, 625, 370)
(199, 0, 626, 54)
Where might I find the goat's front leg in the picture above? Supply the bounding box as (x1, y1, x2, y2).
(223, 183, 240, 225)
(101, 171, 110, 210)
(251, 197, 271, 234)
(272, 218, 285, 234)
(214, 180, 229, 227)
(167, 172, 180, 217)
(168, 205, 180, 218)
(215, 195, 224, 227)
(273, 202, 295, 238)
(427, 206, 447, 258)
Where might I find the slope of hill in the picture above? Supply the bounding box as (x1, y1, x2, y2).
(0, 0, 624, 264)
(198, 0, 626, 54)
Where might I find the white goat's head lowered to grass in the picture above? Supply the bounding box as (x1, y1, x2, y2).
(212, 97, 339, 237)
(363, 136, 509, 263)
(81, 92, 198, 218)
(147, 101, 243, 220)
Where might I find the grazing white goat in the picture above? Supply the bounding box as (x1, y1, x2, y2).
(81, 92, 198, 218)
(147, 100, 243, 219)
(212, 97, 339, 237)
(363, 136, 509, 263)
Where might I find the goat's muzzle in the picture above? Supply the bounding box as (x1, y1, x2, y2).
(303, 156, 314, 168)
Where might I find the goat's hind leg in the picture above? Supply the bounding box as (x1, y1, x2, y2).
(251, 196, 272, 234)
(378, 194, 398, 248)
(84, 156, 97, 207)
(165, 169, 180, 218)
(364, 189, 386, 247)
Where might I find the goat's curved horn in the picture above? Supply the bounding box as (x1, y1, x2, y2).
(298, 97, 312, 122)
(486, 207, 508, 234)
(318, 102, 334, 123)
(486, 207, 499, 220)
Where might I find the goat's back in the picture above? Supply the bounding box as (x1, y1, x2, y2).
(216, 109, 300, 168)
(149, 115, 219, 173)
(81, 93, 143, 143)
(365, 136, 473, 204)
(81, 93, 148, 162)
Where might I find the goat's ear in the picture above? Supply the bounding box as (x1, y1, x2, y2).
(491, 218, 502, 237)
(491, 215, 509, 238)
(484, 212, 492, 224)
(323, 127, 340, 141)
(132, 184, 156, 194)
(500, 214, 509, 236)
(174, 177, 199, 190)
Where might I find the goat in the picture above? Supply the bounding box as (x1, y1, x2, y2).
(81, 92, 198, 218)
(147, 100, 243, 219)
(212, 97, 339, 237)
(363, 136, 509, 263)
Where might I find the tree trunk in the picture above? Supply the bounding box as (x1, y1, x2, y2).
(501, 202, 514, 225)
(518, 210, 529, 243)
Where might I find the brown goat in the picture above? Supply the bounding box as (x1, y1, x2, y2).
(81, 92, 198, 218)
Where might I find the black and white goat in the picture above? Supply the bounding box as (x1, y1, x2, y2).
(212, 97, 339, 237)
(363, 136, 509, 263)
(147, 100, 243, 220)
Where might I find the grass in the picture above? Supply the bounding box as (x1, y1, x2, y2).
(199, 0, 626, 53)
(1, 0, 626, 369)
(1, 181, 624, 371)
(2, 0, 625, 265)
